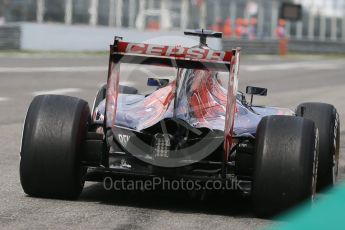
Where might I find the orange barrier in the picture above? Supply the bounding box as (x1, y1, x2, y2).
(147, 20, 160, 31)
(223, 18, 232, 37)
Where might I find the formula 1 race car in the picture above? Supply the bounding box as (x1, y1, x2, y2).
(20, 30, 340, 217)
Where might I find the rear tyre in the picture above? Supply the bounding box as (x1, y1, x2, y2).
(296, 102, 340, 191)
(252, 116, 318, 218)
(20, 95, 90, 199)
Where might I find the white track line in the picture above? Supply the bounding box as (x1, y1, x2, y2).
(242, 62, 341, 72)
(0, 66, 107, 73)
(0, 62, 341, 74)
(0, 97, 9, 102)
(33, 88, 81, 96)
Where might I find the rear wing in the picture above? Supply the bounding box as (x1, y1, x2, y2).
(105, 37, 240, 166)
(112, 39, 233, 72)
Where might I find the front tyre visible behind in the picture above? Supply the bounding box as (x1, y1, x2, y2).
(296, 102, 340, 191)
(252, 116, 318, 218)
(20, 95, 90, 199)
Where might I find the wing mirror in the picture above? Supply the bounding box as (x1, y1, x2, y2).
(246, 86, 267, 106)
(147, 78, 170, 88)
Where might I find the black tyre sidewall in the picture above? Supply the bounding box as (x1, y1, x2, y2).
(20, 95, 90, 199)
(296, 102, 339, 190)
(253, 116, 317, 218)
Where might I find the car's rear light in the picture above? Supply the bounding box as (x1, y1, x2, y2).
(152, 133, 172, 158)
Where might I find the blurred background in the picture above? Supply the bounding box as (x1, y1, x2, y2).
(0, 1, 345, 229)
(1, 0, 345, 53)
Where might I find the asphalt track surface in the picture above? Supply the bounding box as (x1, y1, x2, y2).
(0, 54, 344, 229)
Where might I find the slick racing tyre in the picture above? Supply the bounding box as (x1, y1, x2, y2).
(296, 102, 340, 191)
(20, 95, 90, 199)
(252, 116, 318, 218)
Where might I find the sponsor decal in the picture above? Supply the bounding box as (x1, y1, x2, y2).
(119, 42, 231, 62)
(118, 134, 130, 147)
